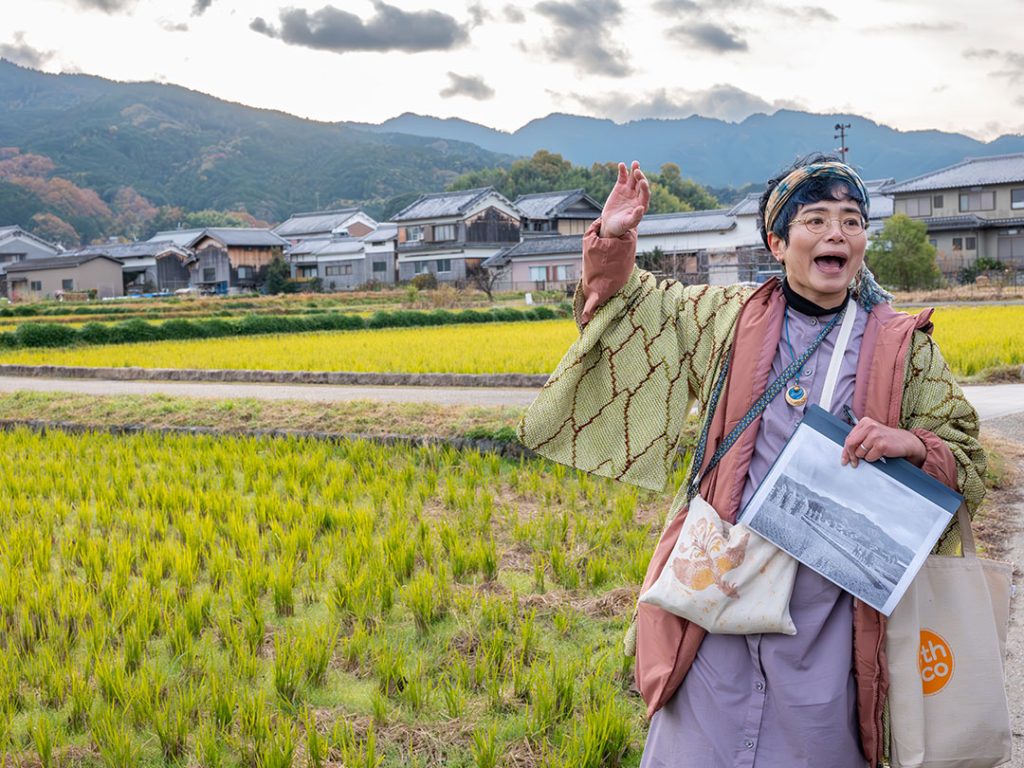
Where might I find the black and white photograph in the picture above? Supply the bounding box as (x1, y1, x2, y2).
(739, 411, 957, 614)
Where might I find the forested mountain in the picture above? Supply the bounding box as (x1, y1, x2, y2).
(366, 111, 1024, 188)
(3, 58, 1023, 248)
(0, 60, 511, 245)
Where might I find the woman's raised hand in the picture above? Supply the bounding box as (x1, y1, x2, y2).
(599, 161, 650, 238)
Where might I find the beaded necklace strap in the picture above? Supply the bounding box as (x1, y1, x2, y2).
(686, 303, 847, 501)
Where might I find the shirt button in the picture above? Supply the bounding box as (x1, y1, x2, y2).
(810, 318, 819, 326)
(755, 681, 765, 692)
(744, 739, 755, 749)
(803, 368, 813, 377)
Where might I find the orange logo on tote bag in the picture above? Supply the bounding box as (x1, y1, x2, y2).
(918, 629, 954, 695)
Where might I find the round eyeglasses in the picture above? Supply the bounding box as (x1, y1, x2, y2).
(789, 215, 865, 237)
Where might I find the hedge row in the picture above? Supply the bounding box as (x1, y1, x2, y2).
(0, 306, 564, 349)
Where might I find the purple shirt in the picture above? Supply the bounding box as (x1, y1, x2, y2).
(641, 303, 871, 768)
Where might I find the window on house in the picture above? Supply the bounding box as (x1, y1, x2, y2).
(998, 234, 1024, 262)
(529, 266, 546, 281)
(203, 267, 216, 282)
(237, 266, 254, 279)
(554, 265, 569, 281)
(433, 224, 456, 241)
(952, 238, 963, 251)
(342, 264, 352, 275)
(30, 280, 42, 291)
(62, 279, 74, 290)
(929, 239, 938, 248)
(414, 261, 427, 274)
(436, 259, 452, 273)
(299, 266, 318, 278)
(932, 195, 944, 209)
(325, 266, 341, 276)
(405, 226, 424, 242)
(897, 197, 932, 217)
(1012, 189, 1024, 210)
(372, 261, 387, 273)
(965, 237, 977, 251)
(959, 190, 996, 212)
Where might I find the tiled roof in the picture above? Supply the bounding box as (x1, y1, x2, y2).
(917, 215, 987, 232)
(638, 209, 735, 236)
(393, 187, 512, 221)
(483, 235, 583, 268)
(68, 240, 188, 259)
(882, 154, 1024, 194)
(362, 223, 398, 243)
(285, 237, 331, 257)
(0, 226, 60, 251)
(310, 238, 364, 257)
(200, 228, 289, 247)
(150, 228, 288, 248)
(726, 193, 762, 217)
(273, 208, 362, 237)
(6, 254, 122, 272)
(513, 189, 599, 219)
(915, 214, 1024, 232)
(150, 228, 206, 247)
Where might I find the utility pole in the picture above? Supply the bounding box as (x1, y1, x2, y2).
(834, 123, 851, 162)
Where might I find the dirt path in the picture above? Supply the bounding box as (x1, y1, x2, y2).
(978, 415, 1024, 766)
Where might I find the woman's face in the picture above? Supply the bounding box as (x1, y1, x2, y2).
(767, 197, 867, 308)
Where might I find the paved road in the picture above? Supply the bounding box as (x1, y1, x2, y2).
(981, 414, 1024, 767)
(0, 376, 1020, 419)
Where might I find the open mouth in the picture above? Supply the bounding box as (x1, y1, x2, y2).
(813, 254, 848, 273)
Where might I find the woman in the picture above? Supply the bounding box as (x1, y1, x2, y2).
(518, 154, 985, 767)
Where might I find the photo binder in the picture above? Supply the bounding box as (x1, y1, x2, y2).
(737, 405, 961, 615)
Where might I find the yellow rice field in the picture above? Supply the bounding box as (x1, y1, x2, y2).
(0, 306, 1020, 378)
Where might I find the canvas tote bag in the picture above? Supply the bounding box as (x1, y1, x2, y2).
(639, 302, 857, 635)
(886, 504, 1012, 768)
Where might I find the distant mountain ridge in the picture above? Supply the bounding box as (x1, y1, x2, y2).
(0, 60, 511, 228)
(2, 57, 1023, 244)
(356, 111, 1024, 188)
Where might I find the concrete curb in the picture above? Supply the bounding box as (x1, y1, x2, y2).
(0, 418, 537, 460)
(0, 364, 550, 388)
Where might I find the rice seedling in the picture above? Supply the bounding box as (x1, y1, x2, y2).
(273, 632, 306, 707)
(0, 425, 679, 766)
(471, 723, 500, 768)
(29, 713, 56, 768)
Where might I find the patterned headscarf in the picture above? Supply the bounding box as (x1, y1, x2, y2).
(763, 161, 869, 237)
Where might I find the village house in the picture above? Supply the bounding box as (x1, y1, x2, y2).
(0, 226, 61, 295)
(273, 208, 378, 244)
(881, 153, 1024, 281)
(514, 189, 602, 236)
(6, 253, 124, 300)
(64, 240, 194, 294)
(284, 223, 399, 290)
(483, 234, 583, 292)
(635, 202, 775, 285)
(149, 227, 288, 293)
(392, 187, 522, 283)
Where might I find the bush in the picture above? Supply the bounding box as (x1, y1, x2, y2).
(108, 319, 166, 344)
(79, 322, 112, 344)
(15, 323, 76, 348)
(410, 273, 438, 290)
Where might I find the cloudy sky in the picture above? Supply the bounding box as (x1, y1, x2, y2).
(2, 0, 1021, 140)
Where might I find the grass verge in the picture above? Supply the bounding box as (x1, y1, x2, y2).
(0, 391, 525, 441)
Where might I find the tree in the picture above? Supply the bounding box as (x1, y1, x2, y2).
(467, 262, 508, 301)
(866, 214, 941, 291)
(264, 255, 291, 294)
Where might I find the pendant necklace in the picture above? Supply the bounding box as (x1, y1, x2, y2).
(783, 307, 809, 407)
